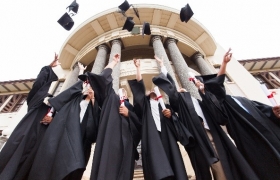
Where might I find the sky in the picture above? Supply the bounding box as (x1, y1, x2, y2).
(0, 0, 279, 81)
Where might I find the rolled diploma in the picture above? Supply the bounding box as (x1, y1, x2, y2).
(188, 72, 203, 90)
(118, 89, 125, 106)
(260, 84, 277, 106)
(154, 86, 166, 110)
(188, 72, 196, 81)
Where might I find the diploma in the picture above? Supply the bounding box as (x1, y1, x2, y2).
(154, 86, 166, 110)
(118, 89, 125, 106)
(188, 72, 203, 90)
(260, 84, 277, 106)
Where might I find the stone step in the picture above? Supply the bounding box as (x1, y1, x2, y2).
(133, 169, 144, 180)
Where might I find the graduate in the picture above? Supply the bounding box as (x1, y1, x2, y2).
(128, 58, 188, 180)
(151, 56, 221, 180)
(28, 62, 100, 180)
(87, 54, 141, 180)
(200, 48, 280, 179)
(0, 54, 59, 180)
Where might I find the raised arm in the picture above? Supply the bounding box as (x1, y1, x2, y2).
(217, 48, 232, 76)
(133, 59, 142, 81)
(154, 55, 167, 76)
(26, 53, 59, 110)
(105, 54, 120, 70)
(78, 62, 87, 76)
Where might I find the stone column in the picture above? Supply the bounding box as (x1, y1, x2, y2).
(151, 36, 179, 89)
(108, 39, 122, 93)
(165, 38, 200, 99)
(191, 52, 215, 75)
(91, 44, 109, 74)
(60, 62, 80, 91)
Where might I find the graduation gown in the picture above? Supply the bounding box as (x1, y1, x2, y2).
(87, 68, 141, 180)
(199, 91, 259, 180)
(204, 74, 280, 179)
(152, 73, 218, 180)
(28, 81, 100, 180)
(0, 66, 58, 180)
(128, 79, 188, 180)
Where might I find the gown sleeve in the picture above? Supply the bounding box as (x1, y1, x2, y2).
(26, 66, 58, 110)
(86, 68, 113, 107)
(253, 100, 280, 127)
(152, 72, 179, 112)
(127, 79, 146, 119)
(48, 81, 83, 112)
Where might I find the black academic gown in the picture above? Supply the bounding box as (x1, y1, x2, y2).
(152, 73, 218, 180)
(87, 68, 141, 180)
(204, 74, 280, 180)
(0, 66, 58, 180)
(128, 79, 188, 180)
(28, 80, 100, 180)
(199, 91, 259, 180)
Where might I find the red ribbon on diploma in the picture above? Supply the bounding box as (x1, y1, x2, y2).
(189, 77, 194, 82)
(267, 93, 274, 99)
(155, 95, 162, 101)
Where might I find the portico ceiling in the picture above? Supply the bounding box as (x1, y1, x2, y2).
(59, 4, 217, 69)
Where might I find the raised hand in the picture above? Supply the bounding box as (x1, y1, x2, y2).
(50, 52, 61, 67)
(113, 54, 120, 63)
(223, 48, 232, 63)
(78, 62, 87, 71)
(133, 59, 140, 68)
(154, 55, 164, 67)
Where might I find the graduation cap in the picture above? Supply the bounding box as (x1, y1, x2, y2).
(118, 0, 140, 20)
(122, 17, 135, 32)
(67, 0, 79, 14)
(142, 22, 151, 37)
(180, 4, 194, 23)
(57, 13, 75, 31)
(118, 0, 130, 13)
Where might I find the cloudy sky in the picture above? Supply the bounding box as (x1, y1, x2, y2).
(0, 0, 279, 81)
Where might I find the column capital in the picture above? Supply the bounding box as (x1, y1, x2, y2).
(150, 35, 163, 44)
(191, 51, 204, 61)
(164, 38, 178, 48)
(109, 38, 124, 49)
(71, 61, 79, 70)
(96, 43, 110, 54)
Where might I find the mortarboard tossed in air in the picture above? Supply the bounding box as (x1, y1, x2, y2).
(122, 17, 135, 32)
(57, 13, 75, 31)
(67, 0, 79, 14)
(118, 0, 140, 20)
(57, 0, 79, 31)
(142, 22, 151, 37)
(180, 4, 194, 23)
